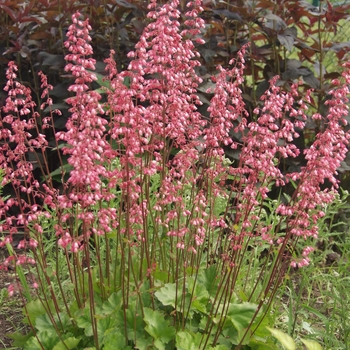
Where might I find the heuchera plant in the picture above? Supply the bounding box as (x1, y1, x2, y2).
(0, 0, 349, 349)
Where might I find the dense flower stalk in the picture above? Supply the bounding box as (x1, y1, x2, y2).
(57, 12, 113, 198)
(279, 64, 350, 266)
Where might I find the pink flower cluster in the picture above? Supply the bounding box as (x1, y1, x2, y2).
(0, 0, 350, 275)
(277, 66, 350, 243)
(57, 12, 112, 195)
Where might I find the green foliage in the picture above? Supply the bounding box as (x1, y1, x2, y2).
(1, 0, 350, 187)
(13, 257, 278, 349)
(143, 308, 176, 347)
(276, 190, 350, 349)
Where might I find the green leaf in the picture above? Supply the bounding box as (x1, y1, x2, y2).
(267, 327, 296, 350)
(102, 327, 131, 350)
(14, 264, 32, 302)
(154, 338, 166, 350)
(249, 306, 274, 339)
(123, 76, 131, 88)
(300, 338, 322, 350)
(115, 301, 145, 341)
(93, 88, 108, 94)
(187, 277, 210, 314)
(102, 291, 122, 315)
(175, 331, 202, 350)
(227, 302, 258, 332)
(143, 308, 176, 344)
(75, 307, 94, 337)
(220, 322, 239, 345)
(155, 283, 177, 307)
(153, 269, 169, 283)
(44, 103, 68, 115)
(213, 195, 228, 216)
(155, 282, 192, 315)
(35, 313, 56, 332)
(247, 338, 277, 350)
(135, 336, 155, 350)
(52, 336, 81, 350)
(23, 338, 42, 350)
(35, 312, 71, 333)
(211, 345, 230, 350)
(23, 299, 51, 327)
(24, 331, 60, 350)
(97, 315, 119, 345)
(48, 163, 73, 179)
(6, 331, 33, 347)
(197, 264, 220, 297)
(176, 331, 229, 350)
(140, 280, 153, 308)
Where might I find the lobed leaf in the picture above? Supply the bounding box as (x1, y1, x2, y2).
(143, 308, 176, 344)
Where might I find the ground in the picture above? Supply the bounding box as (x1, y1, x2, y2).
(0, 248, 28, 349)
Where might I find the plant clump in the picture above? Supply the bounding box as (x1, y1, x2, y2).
(0, 1, 349, 349)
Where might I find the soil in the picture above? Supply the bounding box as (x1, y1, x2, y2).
(0, 274, 23, 348)
(0, 247, 28, 349)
